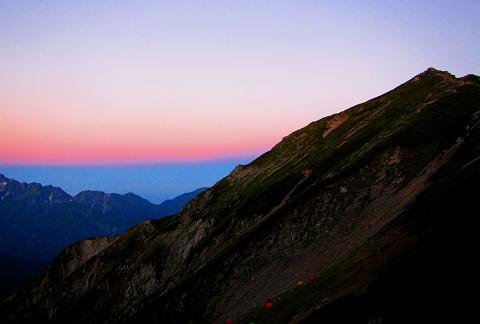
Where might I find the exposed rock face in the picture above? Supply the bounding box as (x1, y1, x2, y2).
(323, 112, 349, 138)
(58, 238, 115, 279)
(2, 68, 479, 323)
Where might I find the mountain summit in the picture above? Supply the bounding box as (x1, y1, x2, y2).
(2, 68, 479, 323)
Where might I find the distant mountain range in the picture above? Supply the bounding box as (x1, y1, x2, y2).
(2, 68, 478, 323)
(0, 174, 207, 261)
(0, 174, 206, 294)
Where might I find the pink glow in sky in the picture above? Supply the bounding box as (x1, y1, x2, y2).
(1, 1, 478, 164)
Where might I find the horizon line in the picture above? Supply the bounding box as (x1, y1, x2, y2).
(0, 152, 265, 167)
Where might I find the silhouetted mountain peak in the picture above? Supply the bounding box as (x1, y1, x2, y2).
(413, 67, 479, 86)
(73, 190, 108, 205)
(0, 175, 70, 204)
(425, 66, 448, 74)
(460, 73, 480, 84)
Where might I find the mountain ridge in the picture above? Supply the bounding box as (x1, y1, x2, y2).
(2, 68, 479, 323)
(1, 173, 205, 208)
(0, 174, 207, 261)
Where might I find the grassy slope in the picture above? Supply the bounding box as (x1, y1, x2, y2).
(133, 69, 480, 322)
(238, 73, 480, 323)
(240, 128, 480, 323)
(2, 69, 479, 323)
(189, 69, 479, 250)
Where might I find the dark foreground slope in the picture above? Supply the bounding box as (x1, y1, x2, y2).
(2, 68, 479, 323)
(0, 254, 47, 299)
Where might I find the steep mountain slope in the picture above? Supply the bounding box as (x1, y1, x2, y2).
(0, 175, 206, 262)
(155, 187, 208, 216)
(2, 68, 479, 323)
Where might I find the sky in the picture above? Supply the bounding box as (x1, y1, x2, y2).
(0, 1, 479, 199)
(1, 0, 478, 165)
